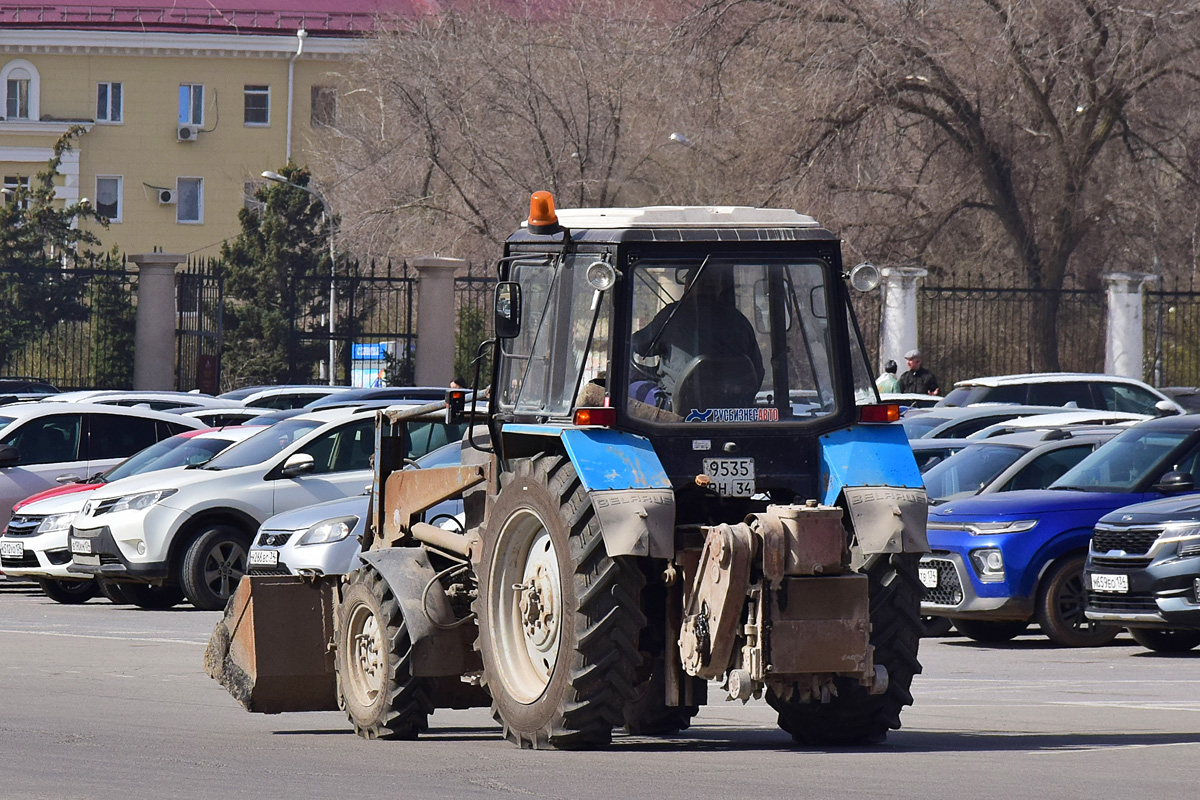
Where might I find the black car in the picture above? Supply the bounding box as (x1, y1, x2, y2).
(1084, 493, 1200, 652)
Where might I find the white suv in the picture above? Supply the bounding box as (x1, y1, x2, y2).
(937, 373, 1184, 416)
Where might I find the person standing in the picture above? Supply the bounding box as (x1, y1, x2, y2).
(876, 359, 899, 393)
(898, 349, 939, 395)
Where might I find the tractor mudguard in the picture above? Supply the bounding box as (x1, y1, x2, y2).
(820, 424, 929, 555)
(503, 425, 676, 558)
(358, 548, 479, 678)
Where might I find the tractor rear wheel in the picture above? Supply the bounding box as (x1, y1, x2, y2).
(623, 655, 701, 736)
(476, 454, 646, 749)
(768, 552, 924, 746)
(335, 565, 433, 739)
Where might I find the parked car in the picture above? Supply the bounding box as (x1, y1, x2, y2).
(968, 409, 1149, 439)
(0, 427, 258, 605)
(67, 406, 470, 610)
(218, 384, 350, 403)
(902, 405, 1070, 439)
(881, 392, 942, 411)
(42, 390, 243, 412)
(920, 414, 1200, 646)
(936, 373, 1184, 416)
(303, 386, 450, 409)
(0, 377, 59, 404)
(248, 441, 465, 577)
(237, 386, 353, 410)
(909, 438, 971, 473)
(171, 406, 278, 428)
(0, 403, 203, 529)
(1084, 494, 1200, 652)
(922, 427, 1121, 505)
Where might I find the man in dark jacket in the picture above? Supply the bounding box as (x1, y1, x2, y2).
(898, 349, 939, 395)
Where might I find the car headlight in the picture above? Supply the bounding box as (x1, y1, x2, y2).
(969, 548, 1005, 582)
(36, 513, 78, 534)
(965, 520, 1037, 536)
(297, 515, 359, 546)
(109, 489, 178, 514)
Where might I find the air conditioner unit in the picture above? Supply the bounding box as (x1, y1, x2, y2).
(158, 188, 176, 205)
(176, 124, 200, 142)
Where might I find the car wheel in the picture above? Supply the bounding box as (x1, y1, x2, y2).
(121, 582, 186, 610)
(181, 525, 250, 611)
(37, 577, 99, 605)
(1129, 628, 1200, 653)
(97, 579, 132, 605)
(1036, 555, 1120, 647)
(922, 615, 954, 637)
(952, 618, 1030, 642)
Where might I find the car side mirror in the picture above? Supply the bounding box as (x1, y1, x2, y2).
(1155, 399, 1181, 417)
(1153, 470, 1194, 493)
(494, 281, 521, 339)
(0, 444, 17, 467)
(280, 452, 315, 478)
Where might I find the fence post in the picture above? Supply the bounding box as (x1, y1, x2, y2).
(129, 253, 186, 390)
(1104, 272, 1158, 380)
(413, 256, 465, 387)
(879, 266, 927, 371)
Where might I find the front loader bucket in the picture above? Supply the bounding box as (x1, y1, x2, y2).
(204, 574, 340, 713)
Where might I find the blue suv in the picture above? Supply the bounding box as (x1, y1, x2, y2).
(920, 415, 1200, 646)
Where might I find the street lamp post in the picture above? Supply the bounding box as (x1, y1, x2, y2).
(261, 170, 338, 386)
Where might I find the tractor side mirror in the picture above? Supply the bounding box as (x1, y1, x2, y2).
(495, 281, 522, 339)
(1153, 470, 1194, 493)
(0, 444, 17, 467)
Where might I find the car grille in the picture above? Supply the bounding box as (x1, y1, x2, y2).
(1090, 555, 1153, 569)
(1, 551, 38, 569)
(257, 532, 293, 547)
(1086, 592, 1158, 614)
(922, 556, 963, 606)
(249, 563, 291, 576)
(1091, 526, 1162, 556)
(5, 515, 44, 537)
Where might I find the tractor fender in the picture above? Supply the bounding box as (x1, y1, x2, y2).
(820, 424, 930, 555)
(357, 548, 479, 678)
(502, 425, 675, 558)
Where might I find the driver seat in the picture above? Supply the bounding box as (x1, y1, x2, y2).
(672, 354, 760, 414)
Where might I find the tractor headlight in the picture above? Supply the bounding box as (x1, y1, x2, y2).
(297, 515, 359, 546)
(969, 548, 1005, 582)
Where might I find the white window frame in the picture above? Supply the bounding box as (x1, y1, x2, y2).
(1, 59, 40, 121)
(178, 84, 204, 126)
(243, 85, 270, 126)
(96, 82, 123, 124)
(95, 175, 123, 223)
(176, 177, 203, 224)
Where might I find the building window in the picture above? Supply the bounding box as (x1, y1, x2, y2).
(95, 176, 122, 222)
(244, 85, 269, 126)
(177, 177, 202, 223)
(3, 175, 29, 208)
(178, 84, 204, 126)
(1, 59, 40, 121)
(311, 86, 337, 127)
(97, 82, 123, 123)
(6, 76, 29, 119)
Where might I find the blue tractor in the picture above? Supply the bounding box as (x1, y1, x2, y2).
(206, 193, 929, 749)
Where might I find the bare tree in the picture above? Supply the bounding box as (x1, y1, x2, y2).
(689, 0, 1200, 369)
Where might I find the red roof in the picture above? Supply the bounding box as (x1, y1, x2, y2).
(0, 1, 440, 36)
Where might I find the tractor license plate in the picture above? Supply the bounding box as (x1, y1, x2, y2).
(69, 538, 91, 555)
(248, 549, 279, 567)
(702, 458, 755, 497)
(1090, 573, 1128, 593)
(1, 540, 23, 558)
(918, 567, 939, 588)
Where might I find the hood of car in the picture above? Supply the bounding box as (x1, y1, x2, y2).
(260, 494, 368, 532)
(932, 489, 1146, 521)
(1096, 493, 1200, 527)
(83, 465, 209, 504)
(12, 481, 99, 511)
(11, 485, 96, 517)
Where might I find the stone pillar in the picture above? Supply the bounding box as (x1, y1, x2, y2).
(413, 256, 465, 387)
(879, 266, 928, 370)
(1104, 272, 1158, 379)
(130, 253, 186, 391)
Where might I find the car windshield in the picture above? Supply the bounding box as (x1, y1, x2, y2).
(201, 418, 325, 470)
(1051, 428, 1192, 492)
(0, 415, 15, 430)
(922, 444, 1026, 504)
(101, 436, 233, 483)
(901, 414, 951, 439)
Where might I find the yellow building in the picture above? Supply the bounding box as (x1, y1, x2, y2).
(0, 3, 397, 257)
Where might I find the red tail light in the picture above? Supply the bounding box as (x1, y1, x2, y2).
(573, 407, 616, 427)
(858, 404, 900, 423)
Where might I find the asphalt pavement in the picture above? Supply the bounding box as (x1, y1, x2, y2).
(2, 576, 1198, 800)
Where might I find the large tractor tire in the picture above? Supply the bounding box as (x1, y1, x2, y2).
(1129, 628, 1200, 653)
(1036, 555, 1119, 647)
(952, 618, 1030, 642)
(37, 577, 99, 605)
(476, 454, 647, 750)
(181, 525, 250, 611)
(121, 582, 185, 610)
(623, 655, 701, 736)
(335, 565, 434, 739)
(768, 552, 924, 746)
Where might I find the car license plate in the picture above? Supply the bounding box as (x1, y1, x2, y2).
(248, 549, 279, 567)
(702, 458, 755, 497)
(1, 540, 23, 558)
(69, 538, 92, 555)
(919, 567, 939, 588)
(1090, 573, 1128, 593)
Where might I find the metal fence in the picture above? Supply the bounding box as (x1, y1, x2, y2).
(1146, 277, 1200, 388)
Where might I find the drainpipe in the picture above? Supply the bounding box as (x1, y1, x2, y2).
(286, 28, 308, 162)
